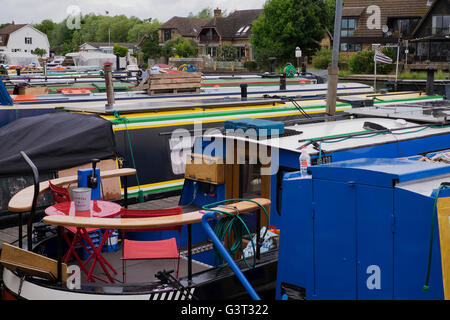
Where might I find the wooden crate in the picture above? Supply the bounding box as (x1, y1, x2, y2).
(148, 72, 202, 95)
(17, 86, 49, 95)
(184, 153, 224, 184)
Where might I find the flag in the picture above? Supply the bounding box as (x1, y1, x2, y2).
(374, 51, 393, 64)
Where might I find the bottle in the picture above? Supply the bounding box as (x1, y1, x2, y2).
(299, 146, 311, 178)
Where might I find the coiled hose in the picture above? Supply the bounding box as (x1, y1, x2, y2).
(202, 199, 270, 269)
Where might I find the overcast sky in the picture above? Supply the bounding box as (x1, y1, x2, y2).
(1, 0, 267, 25)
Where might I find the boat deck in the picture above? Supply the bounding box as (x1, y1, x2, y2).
(0, 195, 213, 284)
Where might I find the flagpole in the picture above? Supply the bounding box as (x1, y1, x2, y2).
(374, 55, 377, 92)
(395, 41, 400, 91)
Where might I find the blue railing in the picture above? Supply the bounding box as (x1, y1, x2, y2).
(201, 211, 261, 300)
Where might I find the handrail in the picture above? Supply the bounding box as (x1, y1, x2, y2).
(201, 211, 261, 300)
(20, 151, 39, 251)
(8, 168, 136, 213)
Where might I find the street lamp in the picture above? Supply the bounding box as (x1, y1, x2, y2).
(295, 47, 302, 75)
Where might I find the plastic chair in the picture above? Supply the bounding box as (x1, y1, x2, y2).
(48, 180, 105, 281)
(120, 207, 182, 283)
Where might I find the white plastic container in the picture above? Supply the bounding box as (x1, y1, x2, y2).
(72, 187, 91, 211)
(299, 146, 311, 178)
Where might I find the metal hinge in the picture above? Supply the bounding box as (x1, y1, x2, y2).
(311, 202, 316, 219)
(391, 215, 397, 233)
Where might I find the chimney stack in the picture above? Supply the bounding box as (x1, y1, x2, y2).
(214, 8, 222, 18)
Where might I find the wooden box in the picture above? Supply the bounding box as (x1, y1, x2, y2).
(184, 153, 224, 184)
(18, 86, 49, 95)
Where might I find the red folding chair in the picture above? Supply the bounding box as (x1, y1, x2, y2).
(120, 207, 182, 283)
(48, 180, 109, 282)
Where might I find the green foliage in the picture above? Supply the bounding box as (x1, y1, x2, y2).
(32, 48, 47, 57)
(217, 44, 237, 61)
(244, 61, 259, 72)
(33, 13, 161, 57)
(251, 0, 329, 70)
(188, 8, 213, 19)
(312, 47, 346, 70)
(162, 38, 198, 58)
(113, 44, 128, 57)
(348, 48, 396, 74)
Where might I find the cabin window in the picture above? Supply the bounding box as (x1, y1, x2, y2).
(0, 35, 3, 42)
(432, 15, 450, 35)
(25, 37, 32, 44)
(341, 18, 357, 37)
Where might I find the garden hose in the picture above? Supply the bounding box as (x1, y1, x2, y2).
(282, 63, 296, 78)
(423, 184, 449, 292)
(113, 111, 144, 203)
(202, 199, 270, 269)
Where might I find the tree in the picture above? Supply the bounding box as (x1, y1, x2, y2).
(188, 8, 213, 19)
(251, 0, 328, 69)
(34, 19, 56, 36)
(32, 48, 47, 57)
(113, 44, 128, 57)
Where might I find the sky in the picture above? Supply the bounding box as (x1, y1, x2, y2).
(1, 0, 267, 25)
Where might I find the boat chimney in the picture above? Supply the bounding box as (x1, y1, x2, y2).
(240, 83, 248, 100)
(104, 62, 115, 109)
(214, 8, 222, 18)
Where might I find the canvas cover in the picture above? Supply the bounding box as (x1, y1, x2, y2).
(69, 52, 116, 68)
(0, 112, 117, 176)
(0, 52, 41, 67)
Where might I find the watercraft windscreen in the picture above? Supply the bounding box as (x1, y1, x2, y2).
(0, 112, 117, 176)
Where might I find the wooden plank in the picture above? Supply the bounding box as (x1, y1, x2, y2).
(149, 83, 202, 90)
(43, 198, 271, 230)
(150, 78, 202, 85)
(150, 72, 202, 79)
(0, 243, 68, 282)
(8, 168, 136, 213)
(438, 197, 450, 300)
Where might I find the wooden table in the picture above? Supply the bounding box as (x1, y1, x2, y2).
(45, 200, 122, 283)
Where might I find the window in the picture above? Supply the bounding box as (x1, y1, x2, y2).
(25, 37, 32, 44)
(235, 26, 245, 35)
(0, 36, 3, 42)
(432, 15, 450, 35)
(163, 29, 171, 42)
(341, 18, 357, 37)
(340, 43, 361, 52)
(236, 46, 246, 59)
(206, 46, 217, 57)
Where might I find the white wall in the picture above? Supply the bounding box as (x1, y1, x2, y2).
(6, 25, 50, 57)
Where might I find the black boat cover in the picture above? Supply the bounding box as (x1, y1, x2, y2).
(0, 112, 117, 176)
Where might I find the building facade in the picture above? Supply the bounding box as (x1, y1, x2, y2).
(339, 0, 449, 66)
(0, 23, 50, 57)
(158, 17, 209, 44)
(196, 9, 263, 61)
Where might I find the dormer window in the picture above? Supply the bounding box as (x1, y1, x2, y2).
(236, 26, 245, 35)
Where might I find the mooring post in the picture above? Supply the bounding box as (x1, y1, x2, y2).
(280, 73, 287, 91)
(104, 62, 115, 110)
(426, 66, 436, 96)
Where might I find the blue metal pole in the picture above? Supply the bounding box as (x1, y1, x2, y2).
(201, 211, 261, 300)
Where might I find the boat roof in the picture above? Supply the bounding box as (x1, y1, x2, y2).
(204, 112, 450, 156)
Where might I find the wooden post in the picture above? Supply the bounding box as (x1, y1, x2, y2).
(437, 197, 450, 299)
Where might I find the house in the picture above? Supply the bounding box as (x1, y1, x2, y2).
(197, 9, 263, 61)
(0, 23, 50, 57)
(158, 17, 209, 43)
(410, 0, 450, 64)
(339, 0, 449, 66)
